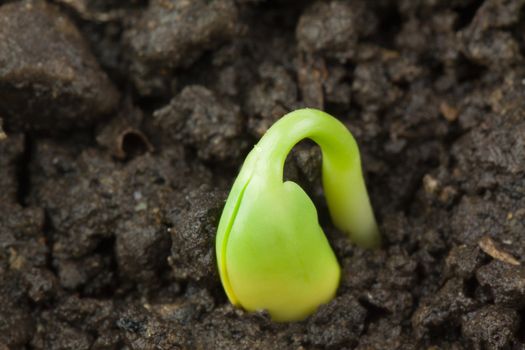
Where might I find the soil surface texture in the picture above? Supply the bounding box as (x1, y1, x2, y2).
(1, 0, 525, 349)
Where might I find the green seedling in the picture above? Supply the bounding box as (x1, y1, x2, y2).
(216, 108, 379, 322)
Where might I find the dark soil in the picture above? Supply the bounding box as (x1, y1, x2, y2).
(1, 0, 524, 349)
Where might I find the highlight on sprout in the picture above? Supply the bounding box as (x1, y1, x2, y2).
(215, 108, 379, 322)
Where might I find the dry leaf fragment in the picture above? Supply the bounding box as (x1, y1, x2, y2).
(478, 236, 520, 266)
(0, 117, 6, 141)
(440, 102, 459, 122)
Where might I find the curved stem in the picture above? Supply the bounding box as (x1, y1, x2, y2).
(255, 108, 380, 248)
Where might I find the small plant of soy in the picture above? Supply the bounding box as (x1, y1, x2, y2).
(216, 108, 380, 322)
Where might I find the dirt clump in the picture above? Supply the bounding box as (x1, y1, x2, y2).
(0, 0, 119, 132)
(123, 0, 239, 96)
(153, 85, 245, 163)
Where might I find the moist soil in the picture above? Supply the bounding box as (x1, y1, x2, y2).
(1, 0, 525, 349)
